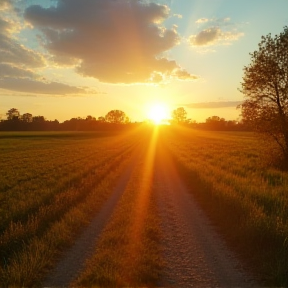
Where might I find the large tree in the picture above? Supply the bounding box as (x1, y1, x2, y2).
(105, 110, 127, 124)
(240, 26, 288, 163)
(6, 108, 20, 120)
(171, 107, 187, 124)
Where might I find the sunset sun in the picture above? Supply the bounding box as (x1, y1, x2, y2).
(147, 103, 170, 125)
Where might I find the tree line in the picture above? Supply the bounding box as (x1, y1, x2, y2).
(0, 109, 136, 131)
(0, 107, 248, 131)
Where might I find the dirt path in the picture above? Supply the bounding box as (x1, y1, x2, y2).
(43, 146, 141, 287)
(155, 142, 257, 287)
(43, 133, 258, 287)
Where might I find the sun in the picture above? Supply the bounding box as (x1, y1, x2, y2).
(147, 103, 170, 125)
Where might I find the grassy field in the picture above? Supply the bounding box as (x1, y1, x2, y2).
(74, 140, 162, 287)
(161, 126, 288, 285)
(1, 128, 288, 286)
(0, 130, 141, 286)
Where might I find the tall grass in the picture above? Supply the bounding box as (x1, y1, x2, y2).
(161, 126, 288, 285)
(74, 140, 163, 287)
(0, 131, 141, 286)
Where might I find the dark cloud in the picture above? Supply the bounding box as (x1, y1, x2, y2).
(0, 33, 45, 67)
(0, 12, 45, 68)
(0, 78, 90, 95)
(184, 101, 243, 109)
(24, 0, 195, 83)
(0, 63, 35, 78)
(0, 17, 11, 33)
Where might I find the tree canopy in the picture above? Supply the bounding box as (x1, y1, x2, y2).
(105, 110, 128, 124)
(171, 107, 187, 123)
(240, 26, 288, 164)
(6, 108, 20, 120)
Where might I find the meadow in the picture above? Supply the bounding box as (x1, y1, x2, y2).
(0, 131, 141, 286)
(0, 128, 288, 286)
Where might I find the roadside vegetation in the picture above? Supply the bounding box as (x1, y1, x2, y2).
(0, 131, 140, 286)
(162, 126, 288, 286)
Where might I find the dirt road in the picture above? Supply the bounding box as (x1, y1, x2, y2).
(155, 139, 256, 287)
(43, 131, 257, 287)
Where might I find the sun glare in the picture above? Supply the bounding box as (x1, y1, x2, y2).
(147, 103, 170, 125)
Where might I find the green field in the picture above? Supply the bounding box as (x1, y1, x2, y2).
(0, 128, 288, 286)
(0, 130, 141, 286)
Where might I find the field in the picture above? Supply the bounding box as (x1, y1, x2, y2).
(162, 126, 288, 285)
(0, 128, 288, 286)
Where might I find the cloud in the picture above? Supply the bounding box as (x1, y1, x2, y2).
(0, 5, 96, 96)
(24, 0, 194, 84)
(173, 14, 182, 19)
(0, 63, 35, 78)
(0, 11, 45, 68)
(196, 18, 209, 24)
(189, 17, 244, 47)
(0, 0, 12, 10)
(173, 69, 198, 80)
(0, 78, 91, 95)
(183, 101, 243, 109)
(0, 34, 45, 68)
(190, 27, 220, 46)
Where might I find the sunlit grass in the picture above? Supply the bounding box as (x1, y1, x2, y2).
(0, 131, 140, 286)
(74, 128, 163, 287)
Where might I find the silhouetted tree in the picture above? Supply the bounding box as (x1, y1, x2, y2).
(6, 108, 20, 120)
(86, 115, 96, 121)
(205, 116, 226, 130)
(171, 107, 187, 123)
(239, 26, 288, 165)
(22, 113, 33, 122)
(97, 116, 106, 123)
(105, 110, 127, 124)
(32, 116, 45, 122)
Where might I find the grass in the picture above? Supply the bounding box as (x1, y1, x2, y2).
(1, 127, 288, 286)
(74, 133, 163, 287)
(0, 130, 141, 286)
(160, 126, 288, 286)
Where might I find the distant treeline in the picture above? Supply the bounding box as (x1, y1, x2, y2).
(0, 117, 141, 131)
(0, 108, 249, 131)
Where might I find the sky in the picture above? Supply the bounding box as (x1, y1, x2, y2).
(0, 0, 288, 123)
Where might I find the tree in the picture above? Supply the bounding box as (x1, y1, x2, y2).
(86, 115, 96, 121)
(171, 107, 187, 123)
(6, 108, 20, 120)
(32, 116, 45, 122)
(239, 26, 288, 164)
(22, 113, 33, 122)
(97, 116, 106, 123)
(205, 116, 226, 130)
(105, 110, 127, 124)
